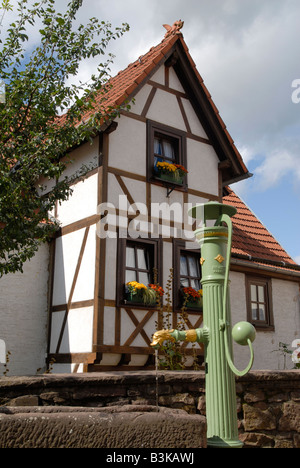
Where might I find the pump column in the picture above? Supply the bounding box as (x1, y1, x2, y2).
(197, 226, 242, 448)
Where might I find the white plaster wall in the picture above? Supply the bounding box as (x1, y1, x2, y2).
(230, 271, 300, 370)
(103, 307, 117, 346)
(0, 243, 49, 375)
(38, 137, 99, 196)
(120, 309, 153, 347)
(60, 137, 99, 180)
(108, 117, 146, 175)
(52, 225, 96, 307)
(187, 139, 219, 195)
(271, 278, 300, 369)
(146, 88, 186, 132)
(151, 67, 165, 86)
(169, 67, 185, 93)
(57, 173, 98, 227)
(182, 98, 208, 139)
(130, 84, 154, 115)
(49, 306, 93, 354)
(105, 238, 117, 300)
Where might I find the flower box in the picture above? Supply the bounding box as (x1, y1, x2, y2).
(125, 282, 159, 306)
(155, 171, 184, 185)
(185, 299, 203, 310)
(125, 291, 156, 306)
(154, 161, 187, 186)
(125, 291, 145, 304)
(181, 287, 203, 310)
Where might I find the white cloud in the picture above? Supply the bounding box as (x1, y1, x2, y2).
(294, 255, 300, 265)
(254, 149, 300, 190)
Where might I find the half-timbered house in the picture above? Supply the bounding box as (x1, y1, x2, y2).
(1, 22, 299, 375)
(46, 21, 252, 373)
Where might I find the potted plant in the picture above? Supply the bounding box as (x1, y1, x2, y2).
(155, 161, 188, 185)
(181, 287, 203, 310)
(125, 281, 158, 306)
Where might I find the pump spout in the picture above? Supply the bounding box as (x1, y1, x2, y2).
(150, 326, 209, 349)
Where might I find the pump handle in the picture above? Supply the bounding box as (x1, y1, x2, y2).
(217, 213, 255, 377)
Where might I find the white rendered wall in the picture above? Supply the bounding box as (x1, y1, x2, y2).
(57, 173, 98, 227)
(52, 225, 96, 306)
(230, 271, 300, 370)
(49, 306, 93, 354)
(0, 243, 49, 375)
(49, 224, 96, 356)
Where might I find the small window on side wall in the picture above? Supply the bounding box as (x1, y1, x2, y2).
(246, 276, 274, 330)
(173, 240, 203, 311)
(117, 237, 162, 308)
(147, 120, 187, 187)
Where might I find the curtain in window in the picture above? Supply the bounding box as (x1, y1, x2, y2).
(163, 140, 175, 160)
(154, 138, 162, 155)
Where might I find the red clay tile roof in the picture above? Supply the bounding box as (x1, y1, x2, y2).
(79, 25, 248, 177)
(223, 187, 299, 272)
(81, 31, 180, 123)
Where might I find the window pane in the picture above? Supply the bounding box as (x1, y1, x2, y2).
(180, 255, 188, 275)
(250, 284, 257, 301)
(191, 278, 201, 290)
(188, 256, 199, 277)
(137, 248, 148, 270)
(259, 305, 266, 321)
(163, 140, 175, 160)
(258, 286, 265, 303)
(126, 269, 136, 283)
(139, 271, 150, 286)
(154, 138, 162, 155)
(180, 278, 189, 287)
(251, 305, 257, 321)
(154, 155, 163, 168)
(126, 247, 135, 268)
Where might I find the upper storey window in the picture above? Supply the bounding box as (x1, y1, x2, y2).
(147, 120, 187, 188)
(154, 133, 177, 165)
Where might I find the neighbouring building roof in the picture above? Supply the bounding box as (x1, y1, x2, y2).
(223, 187, 300, 277)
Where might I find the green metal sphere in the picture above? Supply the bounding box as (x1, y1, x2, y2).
(232, 321, 256, 346)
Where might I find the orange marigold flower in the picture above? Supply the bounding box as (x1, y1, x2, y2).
(183, 287, 201, 299)
(149, 284, 164, 296)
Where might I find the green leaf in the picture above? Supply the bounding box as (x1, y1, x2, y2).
(0, 0, 129, 275)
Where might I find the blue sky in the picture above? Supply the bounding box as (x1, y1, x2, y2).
(2, 0, 300, 263)
(236, 164, 300, 262)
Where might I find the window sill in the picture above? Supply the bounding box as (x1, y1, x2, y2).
(252, 323, 275, 331)
(121, 300, 157, 309)
(154, 172, 184, 185)
(123, 292, 157, 309)
(185, 303, 203, 311)
(150, 175, 187, 192)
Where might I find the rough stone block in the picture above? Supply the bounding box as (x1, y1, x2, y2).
(279, 402, 300, 433)
(243, 404, 276, 431)
(0, 406, 207, 449)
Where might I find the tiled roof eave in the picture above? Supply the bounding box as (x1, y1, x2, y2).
(231, 254, 300, 279)
(231, 252, 300, 272)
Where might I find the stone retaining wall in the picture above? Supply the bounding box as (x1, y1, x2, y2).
(0, 370, 299, 448)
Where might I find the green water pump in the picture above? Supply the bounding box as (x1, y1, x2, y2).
(151, 202, 256, 448)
